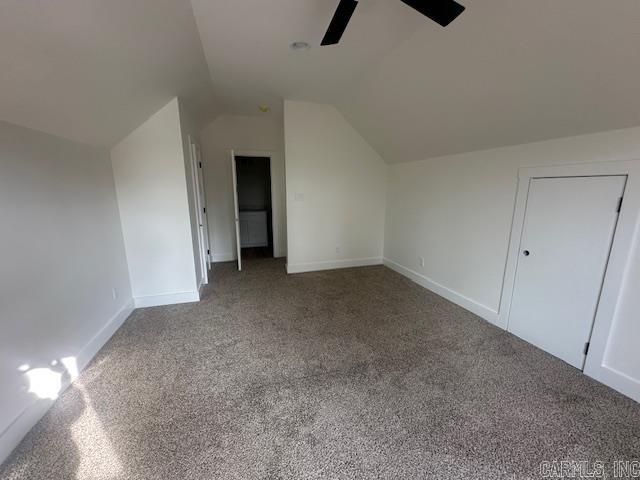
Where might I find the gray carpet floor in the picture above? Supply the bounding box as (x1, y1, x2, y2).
(1, 258, 639, 479)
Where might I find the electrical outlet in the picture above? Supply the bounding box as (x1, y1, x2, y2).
(419, 257, 425, 268)
(112, 288, 118, 300)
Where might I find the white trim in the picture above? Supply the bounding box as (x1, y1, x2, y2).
(134, 291, 199, 308)
(188, 135, 209, 286)
(501, 159, 640, 403)
(76, 299, 135, 372)
(0, 299, 135, 465)
(195, 143, 212, 272)
(230, 150, 242, 271)
(383, 258, 499, 325)
(211, 252, 236, 263)
(589, 364, 640, 404)
(287, 257, 382, 274)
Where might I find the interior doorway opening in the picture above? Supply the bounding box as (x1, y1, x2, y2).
(234, 155, 274, 264)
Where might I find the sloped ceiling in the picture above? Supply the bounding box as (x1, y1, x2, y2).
(190, 0, 427, 116)
(0, 0, 217, 147)
(192, 0, 640, 163)
(1, 0, 639, 159)
(337, 0, 640, 162)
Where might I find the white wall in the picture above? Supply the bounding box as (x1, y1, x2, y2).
(0, 121, 133, 464)
(384, 125, 640, 401)
(284, 100, 387, 273)
(200, 114, 287, 260)
(111, 98, 199, 307)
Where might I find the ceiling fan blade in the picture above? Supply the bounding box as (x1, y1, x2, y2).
(321, 0, 358, 46)
(399, 0, 465, 27)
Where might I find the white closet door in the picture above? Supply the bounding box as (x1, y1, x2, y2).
(508, 175, 625, 369)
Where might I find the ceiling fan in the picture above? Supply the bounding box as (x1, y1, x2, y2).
(321, 0, 465, 46)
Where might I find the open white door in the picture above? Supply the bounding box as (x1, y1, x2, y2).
(194, 144, 211, 271)
(231, 150, 242, 271)
(189, 137, 209, 284)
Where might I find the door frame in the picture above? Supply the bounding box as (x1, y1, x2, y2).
(229, 149, 278, 259)
(195, 143, 212, 271)
(498, 160, 640, 397)
(230, 150, 242, 271)
(188, 135, 210, 285)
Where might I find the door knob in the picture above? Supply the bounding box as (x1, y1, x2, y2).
(523, 250, 530, 256)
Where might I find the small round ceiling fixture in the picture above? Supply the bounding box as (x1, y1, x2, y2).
(258, 105, 271, 113)
(290, 41, 310, 51)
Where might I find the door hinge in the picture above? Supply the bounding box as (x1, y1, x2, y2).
(198, 161, 202, 168)
(207, 249, 210, 255)
(203, 207, 206, 213)
(616, 196, 623, 213)
(583, 342, 590, 355)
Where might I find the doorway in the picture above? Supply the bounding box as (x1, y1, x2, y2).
(231, 153, 274, 269)
(506, 175, 626, 370)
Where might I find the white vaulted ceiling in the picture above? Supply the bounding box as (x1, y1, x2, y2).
(0, 0, 216, 147)
(2, 0, 640, 159)
(338, 0, 640, 162)
(191, 0, 640, 163)
(189, 0, 427, 116)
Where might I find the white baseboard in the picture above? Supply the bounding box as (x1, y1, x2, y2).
(0, 299, 135, 466)
(134, 291, 199, 308)
(287, 257, 383, 274)
(210, 252, 236, 263)
(585, 363, 640, 403)
(76, 299, 135, 372)
(384, 258, 640, 403)
(383, 258, 500, 326)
